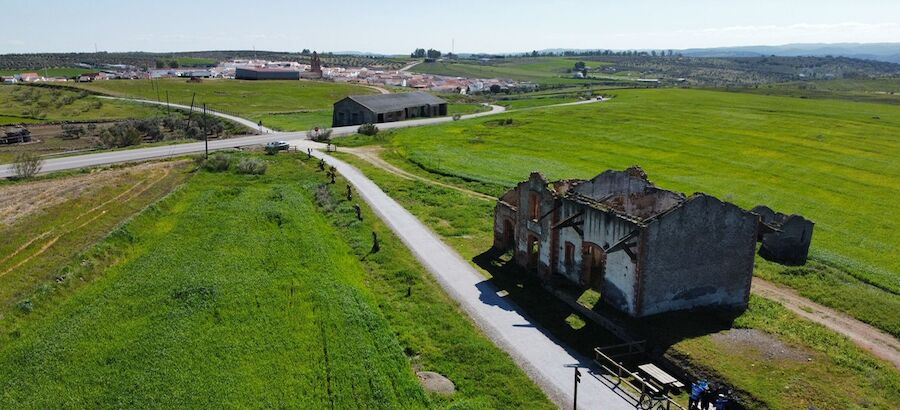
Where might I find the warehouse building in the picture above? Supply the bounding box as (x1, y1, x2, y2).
(235, 67, 300, 80)
(332, 92, 447, 127)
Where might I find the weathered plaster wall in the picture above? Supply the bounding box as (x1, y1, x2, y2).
(639, 195, 757, 317)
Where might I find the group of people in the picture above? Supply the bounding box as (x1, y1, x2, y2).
(688, 380, 733, 410)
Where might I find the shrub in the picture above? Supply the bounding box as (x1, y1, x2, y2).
(203, 153, 231, 172)
(264, 145, 280, 155)
(357, 123, 379, 136)
(236, 158, 267, 175)
(61, 124, 87, 140)
(452, 114, 462, 121)
(99, 124, 142, 148)
(12, 152, 43, 179)
(307, 127, 333, 142)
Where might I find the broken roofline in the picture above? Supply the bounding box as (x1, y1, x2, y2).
(522, 169, 750, 228)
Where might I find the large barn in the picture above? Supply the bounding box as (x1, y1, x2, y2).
(332, 92, 447, 127)
(235, 67, 300, 80)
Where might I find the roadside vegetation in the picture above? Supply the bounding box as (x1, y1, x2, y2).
(0, 68, 96, 78)
(331, 151, 899, 410)
(0, 153, 552, 409)
(64, 78, 377, 131)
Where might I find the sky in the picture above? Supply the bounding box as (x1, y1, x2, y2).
(2, 0, 900, 54)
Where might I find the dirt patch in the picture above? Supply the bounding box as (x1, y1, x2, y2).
(752, 278, 900, 369)
(711, 328, 812, 362)
(416, 371, 455, 394)
(0, 161, 183, 226)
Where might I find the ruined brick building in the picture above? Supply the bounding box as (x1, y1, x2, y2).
(493, 167, 813, 318)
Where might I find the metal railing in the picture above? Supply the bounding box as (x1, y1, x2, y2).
(594, 347, 686, 410)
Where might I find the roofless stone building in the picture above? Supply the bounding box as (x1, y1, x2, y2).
(493, 167, 813, 318)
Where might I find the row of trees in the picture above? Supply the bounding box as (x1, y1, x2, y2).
(411, 48, 443, 59)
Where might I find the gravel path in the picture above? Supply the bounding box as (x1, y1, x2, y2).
(295, 140, 636, 409)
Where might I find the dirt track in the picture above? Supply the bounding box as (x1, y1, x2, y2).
(343, 147, 495, 201)
(752, 278, 900, 368)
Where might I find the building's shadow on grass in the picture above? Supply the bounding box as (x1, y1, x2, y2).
(472, 247, 739, 361)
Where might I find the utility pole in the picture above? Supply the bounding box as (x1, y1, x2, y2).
(573, 367, 581, 410)
(203, 103, 209, 159)
(188, 92, 196, 127)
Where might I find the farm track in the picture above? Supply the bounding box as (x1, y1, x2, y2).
(752, 278, 900, 368)
(343, 146, 494, 201)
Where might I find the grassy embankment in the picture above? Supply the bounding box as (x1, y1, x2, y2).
(330, 87, 900, 409)
(0, 153, 552, 409)
(65, 79, 377, 131)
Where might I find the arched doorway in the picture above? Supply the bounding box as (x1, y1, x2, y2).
(581, 242, 606, 289)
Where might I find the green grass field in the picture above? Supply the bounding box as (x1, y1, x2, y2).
(412, 57, 619, 85)
(729, 77, 900, 105)
(332, 152, 898, 410)
(357, 88, 900, 338)
(0, 154, 551, 409)
(65, 79, 377, 131)
(0, 85, 165, 125)
(0, 68, 96, 78)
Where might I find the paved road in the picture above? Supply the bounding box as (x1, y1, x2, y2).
(294, 140, 635, 409)
(0, 100, 505, 178)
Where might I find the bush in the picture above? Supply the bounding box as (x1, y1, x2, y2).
(99, 124, 142, 148)
(12, 152, 43, 179)
(452, 114, 462, 121)
(264, 145, 280, 155)
(203, 153, 231, 172)
(236, 158, 267, 175)
(307, 127, 333, 142)
(357, 123, 379, 136)
(61, 124, 86, 140)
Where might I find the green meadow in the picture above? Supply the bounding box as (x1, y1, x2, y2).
(365, 88, 900, 337)
(0, 154, 550, 409)
(66, 79, 376, 131)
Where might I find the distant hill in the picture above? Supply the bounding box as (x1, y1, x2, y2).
(679, 43, 900, 64)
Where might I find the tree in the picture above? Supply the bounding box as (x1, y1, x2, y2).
(13, 152, 43, 179)
(155, 60, 165, 69)
(574, 61, 586, 71)
(531, 50, 539, 57)
(301, 49, 311, 55)
(426, 49, 441, 59)
(411, 48, 426, 58)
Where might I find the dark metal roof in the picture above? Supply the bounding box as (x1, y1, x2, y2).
(342, 92, 446, 114)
